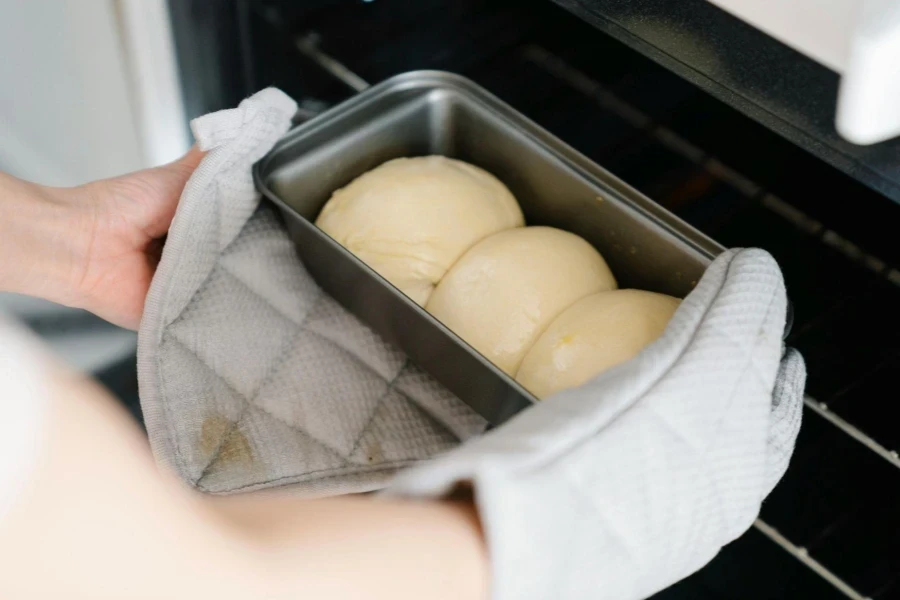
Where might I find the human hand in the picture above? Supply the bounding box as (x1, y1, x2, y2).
(387, 248, 805, 600)
(66, 147, 205, 329)
(0, 148, 203, 329)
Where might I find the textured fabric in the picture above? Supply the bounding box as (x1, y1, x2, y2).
(137, 89, 805, 598)
(0, 314, 48, 519)
(387, 248, 806, 600)
(137, 89, 486, 495)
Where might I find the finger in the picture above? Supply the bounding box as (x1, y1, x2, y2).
(179, 144, 206, 171)
(165, 145, 206, 181)
(136, 146, 207, 238)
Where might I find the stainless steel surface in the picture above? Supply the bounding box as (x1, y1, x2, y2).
(255, 70, 723, 424)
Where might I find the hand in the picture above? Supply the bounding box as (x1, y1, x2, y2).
(65, 147, 204, 329)
(0, 148, 204, 329)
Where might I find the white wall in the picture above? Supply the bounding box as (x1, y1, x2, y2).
(0, 0, 145, 185)
(0, 0, 188, 373)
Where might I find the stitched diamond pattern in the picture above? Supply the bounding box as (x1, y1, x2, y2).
(141, 91, 487, 496)
(158, 208, 487, 494)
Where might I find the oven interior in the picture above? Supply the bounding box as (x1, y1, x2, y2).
(159, 1, 900, 598)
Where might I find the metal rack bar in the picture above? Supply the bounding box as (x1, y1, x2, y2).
(754, 519, 872, 600)
(295, 32, 371, 93)
(806, 397, 900, 469)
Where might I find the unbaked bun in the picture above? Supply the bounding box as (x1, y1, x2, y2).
(315, 156, 524, 306)
(516, 289, 680, 399)
(426, 226, 617, 376)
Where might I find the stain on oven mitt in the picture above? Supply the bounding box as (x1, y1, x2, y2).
(386, 248, 805, 600)
(137, 88, 486, 496)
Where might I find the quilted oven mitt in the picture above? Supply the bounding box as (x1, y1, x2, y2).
(138, 88, 486, 497)
(386, 247, 805, 600)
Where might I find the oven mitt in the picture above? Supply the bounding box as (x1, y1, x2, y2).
(386, 248, 805, 600)
(137, 88, 486, 496)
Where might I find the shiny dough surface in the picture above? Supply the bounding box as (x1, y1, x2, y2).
(516, 289, 679, 399)
(315, 156, 524, 306)
(426, 226, 617, 376)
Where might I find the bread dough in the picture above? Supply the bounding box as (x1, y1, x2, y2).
(516, 289, 680, 399)
(315, 156, 524, 306)
(427, 226, 617, 376)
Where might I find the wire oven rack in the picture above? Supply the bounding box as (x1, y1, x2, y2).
(159, 1, 900, 597)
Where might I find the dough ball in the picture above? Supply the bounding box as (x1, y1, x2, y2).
(516, 289, 680, 399)
(315, 156, 524, 306)
(427, 226, 617, 376)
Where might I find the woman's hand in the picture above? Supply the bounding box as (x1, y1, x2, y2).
(65, 147, 204, 328)
(0, 148, 203, 329)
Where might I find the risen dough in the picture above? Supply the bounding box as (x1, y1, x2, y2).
(516, 289, 680, 399)
(427, 226, 617, 376)
(315, 156, 524, 305)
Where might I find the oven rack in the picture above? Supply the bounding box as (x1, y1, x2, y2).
(216, 2, 900, 596)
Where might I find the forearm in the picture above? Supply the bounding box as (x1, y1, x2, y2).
(0, 351, 259, 600)
(0, 171, 89, 306)
(215, 493, 489, 600)
(0, 335, 488, 600)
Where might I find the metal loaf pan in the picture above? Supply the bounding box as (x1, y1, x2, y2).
(254, 71, 723, 425)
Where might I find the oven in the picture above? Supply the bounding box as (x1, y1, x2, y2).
(155, 1, 900, 597)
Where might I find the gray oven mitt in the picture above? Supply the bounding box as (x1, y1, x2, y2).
(137, 88, 486, 496)
(386, 248, 805, 600)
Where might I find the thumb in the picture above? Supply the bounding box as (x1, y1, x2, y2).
(110, 145, 206, 239)
(162, 144, 205, 182)
(133, 144, 206, 198)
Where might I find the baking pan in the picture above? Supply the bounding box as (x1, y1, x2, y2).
(254, 70, 724, 425)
